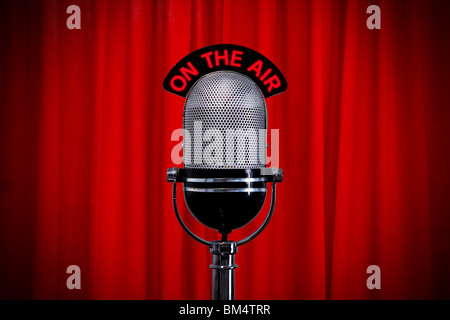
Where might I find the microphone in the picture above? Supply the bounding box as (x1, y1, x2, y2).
(164, 44, 287, 300)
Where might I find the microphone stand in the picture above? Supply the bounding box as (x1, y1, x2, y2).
(168, 167, 280, 300)
(210, 241, 238, 300)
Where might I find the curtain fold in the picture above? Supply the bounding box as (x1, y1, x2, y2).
(0, 0, 449, 299)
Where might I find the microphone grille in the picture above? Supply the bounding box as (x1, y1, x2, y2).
(183, 71, 267, 169)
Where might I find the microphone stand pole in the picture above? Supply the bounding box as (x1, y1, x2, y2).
(210, 241, 237, 300)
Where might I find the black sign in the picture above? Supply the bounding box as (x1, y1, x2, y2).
(163, 44, 287, 99)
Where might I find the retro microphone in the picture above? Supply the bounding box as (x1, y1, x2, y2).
(164, 44, 287, 300)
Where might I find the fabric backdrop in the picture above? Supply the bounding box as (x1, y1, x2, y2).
(1, 0, 449, 300)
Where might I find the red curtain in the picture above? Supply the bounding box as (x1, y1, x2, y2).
(1, 0, 449, 300)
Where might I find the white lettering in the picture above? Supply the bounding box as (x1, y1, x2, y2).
(366, 5, 381, 30)
(66, 5, 81, 30)
(366, 265, 381, 289)
(66, 265, 81, 289)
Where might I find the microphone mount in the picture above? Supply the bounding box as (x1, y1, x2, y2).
(167, 167, 282, 300)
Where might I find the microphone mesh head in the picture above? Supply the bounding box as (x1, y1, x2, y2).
(183, 71, 267, 169)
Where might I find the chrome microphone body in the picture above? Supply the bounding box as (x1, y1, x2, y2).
(182, 71, 268, 237)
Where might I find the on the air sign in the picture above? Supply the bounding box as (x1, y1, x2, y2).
(163, 44, 287, 99)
